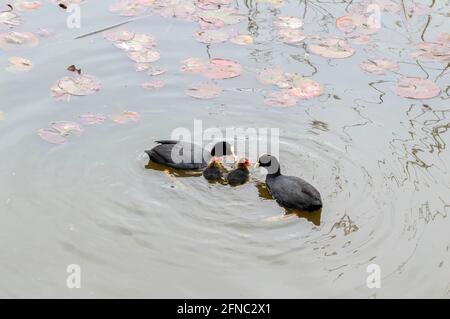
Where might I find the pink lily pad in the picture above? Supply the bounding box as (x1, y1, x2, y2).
(264, 90, 298, 107)
(142, 80, 165, 90)
(257, 68, 289, 88)
(38, 128, 66, 144)
(360, 59, 399, 75)
(127, 49, 160, 63)
(0, 11, 21, 27)
(274, 16, 303, 29)
(203, 58, 242, 79)
(110, 111, 140, 124)
(394, 77, 440, 100)
(230, 34, 253, 45)
(0, 31, 39, 50)
(79, 114, 106, 125)
(185, 82, 222, 99)
(14, 1, 41, 11)
(289, 77, 323, 99)
(309, 38, 355, 59)
(277, 28, 305, 43)
(6, 56, 33, 73)
(51, 121, 83, 135)
(194, 29, 228, 44)
(51, 74, 101, 98)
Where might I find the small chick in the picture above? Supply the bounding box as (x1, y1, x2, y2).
(227, 158, 251, 186)
(203, 157, 225, 182)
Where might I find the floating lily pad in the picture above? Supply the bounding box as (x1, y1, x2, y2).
(194, 29, 228, 44)
(203, 58, 242, 79)
(230, 34, 253, 45)
(360, 59, 399, 75)
(412, 42, 450, 63)
(0, 31, 39, 50)
(51, 74, 101, 99)
(290, 77, 323, 99)
(14, 1, 41, 11)
(152, 0, 196, 20)
(336, 14, 378, 35)
(109, 0, 148, 16)
(394, 77, 440, 100)
(128, 49, 160, 63)
(264, 90, 298, 107)
(38, 121, 83, 145)
(110, 111, 140, 124)
(79, 114, 106, 125)
(257, 68, 288, 88)
(181, 57, 242, 79)
(0, 11, 21, 27)
(196, 7, 244, 25)
(6, 56, 33, 73)
(274, 16, 303, 29)
(309, 38, 355, 59)
(142, 79, 165, 90)
(277, 28, 305, 43)
(185, 82, 222, 99)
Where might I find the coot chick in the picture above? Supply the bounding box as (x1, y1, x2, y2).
(203, 157, 225, 182)
(145, 140, 233, 170)
(227, 158, 251, 186)
(257, 154, 322, 212)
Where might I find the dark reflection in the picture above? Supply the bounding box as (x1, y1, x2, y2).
(145, 160, 203, 178)
(255, 182, 322, 225)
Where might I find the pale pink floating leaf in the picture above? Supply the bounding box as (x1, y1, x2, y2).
(103, 29, 135, 42)
(151, 0, 196, 20)
(6, 56, 33, 73)
(277, 28, 305, 43)
(110, 111, 140, 124)
(14, 1, 41, 11)
(0, 31, 39, 51)
(274, 16, 303, 29)
(142, 79, 165, 90)
(52, 74, 101, 97)
(38, 128, 66, 144)
(394, 77, 440, 100)
(181, 57, 241, 79)
(127, 49, 160, 63)
(196, 7, 244, 25)
(203, 58, 242, 79)
(264, 90, 298, 107)
(79, 114, 106, 125)
(412, 41, 450, 63)
(336, 14, 378, 36)
(289, 77, 323, 99)
(185, 82, 222, 99)
(51, 121, 83, 135)
(230, 34, 253, 45)
(360, 59, 399, 75)
(309, 38, 355, 59)
(0, 11, 21, 27)
(193, 29, 228, 44)
(109, 0, 148, 16)
(257, 68, 289, 88)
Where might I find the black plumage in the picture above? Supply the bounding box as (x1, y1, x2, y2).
(257, 154, 322, 212)
(145, 140, 232, 170)
(227, 158, 251, 186)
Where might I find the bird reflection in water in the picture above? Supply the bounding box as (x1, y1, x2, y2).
(255, 181, 322, 226)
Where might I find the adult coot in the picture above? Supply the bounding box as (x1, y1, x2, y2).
(145, 140, 233, 170)
(203, 157, 225, 182)
(257, 154, 322, 212)
(227, 158, 251, 186)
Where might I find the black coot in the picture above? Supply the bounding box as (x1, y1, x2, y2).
(257, 154, 322, 211)
(203, 157, 225, 182)
(145, 140, 233, 170)
(227, 158, 251, 186)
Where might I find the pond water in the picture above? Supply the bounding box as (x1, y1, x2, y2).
(0, 0, 449, 298)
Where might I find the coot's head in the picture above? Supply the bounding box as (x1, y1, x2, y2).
(210, 141, 234, 157)
(237, 158, 251, 169)
(256, 154, 280, 175)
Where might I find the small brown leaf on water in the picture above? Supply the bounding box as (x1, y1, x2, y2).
(67, 64, 81, 75)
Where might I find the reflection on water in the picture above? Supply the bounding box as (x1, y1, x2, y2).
(0, 0, 449, 298)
